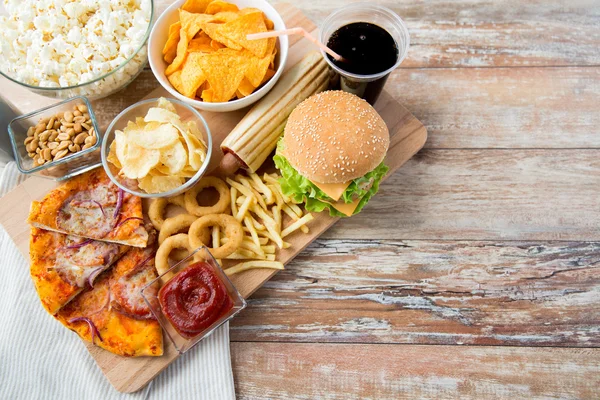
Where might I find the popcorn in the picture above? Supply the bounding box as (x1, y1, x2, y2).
(0, 0, 151, 99)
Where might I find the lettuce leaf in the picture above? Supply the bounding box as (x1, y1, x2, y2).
(273, 142, 389, 217)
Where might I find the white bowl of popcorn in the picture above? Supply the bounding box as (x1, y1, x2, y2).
(0, 0, 154, 100)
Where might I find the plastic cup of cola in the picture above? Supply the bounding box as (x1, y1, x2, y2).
(319, 3, 410, 105)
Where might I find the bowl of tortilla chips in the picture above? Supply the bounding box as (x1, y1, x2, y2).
(149, 0, 288, 112)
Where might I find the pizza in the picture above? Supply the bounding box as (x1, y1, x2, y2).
(30, 227, 130, 315)
(27, 167, 148, 248)
(55, 244, 163, 357)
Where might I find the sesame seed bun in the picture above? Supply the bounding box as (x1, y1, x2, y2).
(281, 91, 389, 184)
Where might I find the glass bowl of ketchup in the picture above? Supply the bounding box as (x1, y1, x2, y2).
(141, 246, 246, 354)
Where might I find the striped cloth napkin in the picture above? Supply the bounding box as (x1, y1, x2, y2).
(0, 162, 236, 400)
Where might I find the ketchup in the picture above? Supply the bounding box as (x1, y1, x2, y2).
(158, 262, 233, 339)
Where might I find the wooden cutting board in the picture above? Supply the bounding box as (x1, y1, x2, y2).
(0, 3, 427, 393)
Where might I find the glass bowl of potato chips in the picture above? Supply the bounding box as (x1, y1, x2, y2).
(148, 0, 289, 112)
(101, 97, 212, 198)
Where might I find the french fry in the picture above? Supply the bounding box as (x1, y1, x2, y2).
(244, 215, 263, 252)
(230, 186, 238, 217)
(272, 205, 281, 233)
(251, 203, 283, 248)
(236, 195, 254, 222)
(249, 172, 274, 204)
(237, 175, 267, 210)
(227, 178, 254, 200)
(261, 245, 276, 254)
(281, 213, 314, 238)
(212, 225, 220, 248)
(224, 260, 284, 276)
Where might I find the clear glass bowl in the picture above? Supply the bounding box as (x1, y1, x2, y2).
(101, 97, 213, 198)
(8, 96, 102, 181)
(141, 247, 246, 354)
(0, 1, 154, 101)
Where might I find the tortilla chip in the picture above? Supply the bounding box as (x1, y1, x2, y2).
(217, 12, 268, 57)
(242, 37, 275, 87)
(165, 29, 189, 76)
(203, 23, 242, 50)
(201, 88, 214, 102)
(195, 48, 247, 102)
(180, 53, 207, 98)
(181, 0, 212, 13)
(163, 22, 181, 63)
(211, 11, 241, 23)
(210, 39, 226, 50)
(264, 17, 274, 30)
(188, 38, 214, 53)
(167, 70, 185, 94)
(261, 68, 275, 84)
(205, 0, 239, 14)
(237, 77, 255, 97)
(179, 9, 213, 39)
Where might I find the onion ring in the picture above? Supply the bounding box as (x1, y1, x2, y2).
(189, 214, 243, 259)
(155, 233, 193, 278)
(184, 176, 231, 217)
(158, 214, 207, 246)
(148, 194, 186, 230)
(158, 214, 210, 261)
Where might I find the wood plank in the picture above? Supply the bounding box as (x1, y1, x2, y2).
(6, 66, 600, 150)
(272, 0, 600, 68)
(391, 67, 600, 148)
(231, 342, 600, 399)
(231, 239, 600, 346)
(322, 149, 600, 240)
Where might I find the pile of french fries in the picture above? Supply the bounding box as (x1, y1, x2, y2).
(217, 172, 314, 276)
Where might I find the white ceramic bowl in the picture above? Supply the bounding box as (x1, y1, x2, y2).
(149, 0, 288, 112)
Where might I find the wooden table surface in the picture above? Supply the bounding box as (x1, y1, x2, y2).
(2, 0, 599, 398)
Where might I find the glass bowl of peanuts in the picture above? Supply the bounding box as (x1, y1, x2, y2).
(8, 96, 101, 180)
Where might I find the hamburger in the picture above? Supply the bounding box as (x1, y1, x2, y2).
(274, 91, 389, 217)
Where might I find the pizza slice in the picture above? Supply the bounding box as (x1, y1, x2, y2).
(55, 230, 163, 357)
(30, 227, 130, 315)
(27, 167, 148, 248)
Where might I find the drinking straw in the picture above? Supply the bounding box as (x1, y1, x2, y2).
(247, 27, 343, 61)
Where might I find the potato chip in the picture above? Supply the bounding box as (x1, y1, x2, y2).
(180, 53, 207, 98)
(107, 98, 207, 194)
(138, 175, 185, 194)
(202, 23, 242, 50)
(181, 0, 212, 13)
(205, 0, 239, 14)
(193, 48, 247, 102)
(217, 12, 268, 57)
(107, 139, 122, 168)
(144, 107, 206, 170)
(149, 168, 168, 176)
(158, 97, 178, 113)
(126, 123, 180, 149)
(120, 143, 160, 180)
(159, 140, 187, 174)
(165, 29, 189, 76)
